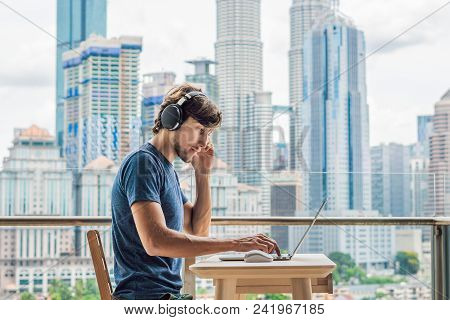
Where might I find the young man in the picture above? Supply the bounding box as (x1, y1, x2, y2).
(111, 83, 280, 300)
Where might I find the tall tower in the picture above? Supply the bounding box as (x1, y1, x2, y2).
(289, 0, 331, 170)
(301, 9, 371, 211)
(56, 0, 107, 156)
(63, 34, 142, 170)
(429, 90, 450, 216)
(215, 0, 263, 173)
(410, 115, 433, 221)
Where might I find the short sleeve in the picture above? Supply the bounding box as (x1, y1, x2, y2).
(122, 151, 162, 207)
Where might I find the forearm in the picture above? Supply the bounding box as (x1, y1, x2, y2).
(191, 171, 212, 236)
(151, 227, 236, 258)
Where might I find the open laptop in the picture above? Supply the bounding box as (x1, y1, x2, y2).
(218, 197, 328, 261)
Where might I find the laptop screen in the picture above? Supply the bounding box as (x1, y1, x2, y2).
(288, 197, 328, 256)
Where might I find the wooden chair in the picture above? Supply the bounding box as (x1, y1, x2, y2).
(87, 230, 113, 300)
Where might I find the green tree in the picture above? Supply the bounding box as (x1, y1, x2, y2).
(375, 291, 388, 300)
(394, 251, 420, 275)
(329, 251, 365, 284)
(74, 279, 100, 300)
(196, 287, 208, 295)
(20, 292, 36, 300)
(360, 275, 397, 285)
(264, 293, 290, 300)
(48, 280, 73, 300)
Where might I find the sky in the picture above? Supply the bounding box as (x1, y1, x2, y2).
(0, 0, 449, 163)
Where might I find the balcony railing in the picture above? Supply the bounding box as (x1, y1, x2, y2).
(1, 216, 449, 300)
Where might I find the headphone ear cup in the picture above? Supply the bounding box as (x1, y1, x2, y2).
(160, 104, 183, 130)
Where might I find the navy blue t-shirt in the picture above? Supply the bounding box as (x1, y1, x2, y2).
(111, 142, 188, 300)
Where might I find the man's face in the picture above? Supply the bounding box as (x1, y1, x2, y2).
(173, 117, 214, 163)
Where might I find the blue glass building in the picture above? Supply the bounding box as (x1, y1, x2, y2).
(301, 10, 371, 211)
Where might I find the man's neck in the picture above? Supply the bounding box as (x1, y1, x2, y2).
(149, 132, 176, 163)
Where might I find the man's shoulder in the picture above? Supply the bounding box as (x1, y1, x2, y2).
(122, 144, 160, 166)
(119, 144, 166, 180)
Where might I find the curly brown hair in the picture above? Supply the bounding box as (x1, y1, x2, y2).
(152, 83, 222, 135)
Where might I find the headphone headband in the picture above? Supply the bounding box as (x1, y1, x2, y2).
(176, 91, 205, 106)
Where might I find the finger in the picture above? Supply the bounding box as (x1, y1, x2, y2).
(273, 242, 281, 256)
(268, 239, 281, 256)
(257, 239, 275, 253)
(255, 243, 270, 253)
(253, 238, 272, 253)
(202, 143, 212, 152)
(257, 235, 280, 255)
(250, 238, 268, 252)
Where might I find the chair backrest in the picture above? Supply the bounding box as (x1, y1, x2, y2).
(87, 230, 113, 300)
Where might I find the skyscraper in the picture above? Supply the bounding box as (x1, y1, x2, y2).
(215, 0, 272, 214)
(289, 0, 331, 170)
(141, 72, 177, 144)
(215, 0, 263, 172)
(371, 143, 411, 216)
(409, 115, 433, 222)
(242, 91, 273, 214)
(185, 58, 218, 104)
(56, 0, 107, 156)
(429, 90, 450, 216)
(301, 8, 371, 211)
(63, 34, 142, 170)
(417, 115, 433, 158)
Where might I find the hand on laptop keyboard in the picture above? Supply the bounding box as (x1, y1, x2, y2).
(233, 233, 281, 256)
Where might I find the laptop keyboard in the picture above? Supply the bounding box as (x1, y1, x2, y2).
(272, 254, 290, 260)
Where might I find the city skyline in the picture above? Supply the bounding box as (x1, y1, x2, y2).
(0, 0, 447, 300)
(1, 0, 449, 163)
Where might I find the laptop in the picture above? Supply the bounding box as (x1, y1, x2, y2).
(218, 197, 328, 261)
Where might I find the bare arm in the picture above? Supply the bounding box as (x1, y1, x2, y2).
(132, 200, 280, 258)
(183, 171, 211, 236)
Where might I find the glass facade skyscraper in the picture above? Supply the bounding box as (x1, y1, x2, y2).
(301, 10, 371, 211)
(56, 0, 107, 156)
(289, 0, 331, 170)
